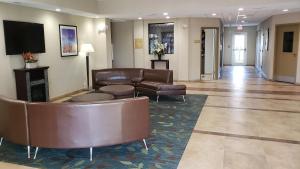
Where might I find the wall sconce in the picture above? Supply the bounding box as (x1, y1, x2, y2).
(97, 23, 108, 33)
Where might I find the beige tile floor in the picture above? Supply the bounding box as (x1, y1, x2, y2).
(2, 66, 300, 169)
(178, 66, 300, 169)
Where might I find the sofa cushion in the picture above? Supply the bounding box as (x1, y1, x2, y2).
(159, 84, 186, 91)
(139, 81, 186, 91)
(143, 69, 173, 83)
(138, 81, 164, 90)
(96, 80, 132, 86)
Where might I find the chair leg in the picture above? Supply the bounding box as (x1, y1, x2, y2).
(156, 95, 160, 103)
(33, 147, 39, 160)
(27, 146, 31, 159)
(0, 137, 3, 146)
(182, 95, 186, 102)
(90, 147, 93, 161)
(143, 139, 148, 151)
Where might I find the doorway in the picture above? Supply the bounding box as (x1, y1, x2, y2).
(201, 28, 218, 80)
(274, 24, 299, 83)
(232, 33, 247, 65)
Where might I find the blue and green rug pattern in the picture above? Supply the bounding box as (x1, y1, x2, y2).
(0, 94, 207, 169)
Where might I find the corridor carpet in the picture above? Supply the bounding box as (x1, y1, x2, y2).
(0, 94, 207, 169)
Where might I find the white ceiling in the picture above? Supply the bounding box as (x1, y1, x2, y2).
(97, 0, 300, 26)
(1, 0, 300, 26)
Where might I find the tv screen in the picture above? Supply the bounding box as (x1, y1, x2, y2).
(3, 20, 46, 55)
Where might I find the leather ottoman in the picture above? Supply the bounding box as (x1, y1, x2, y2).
(99, 85, 135, 99)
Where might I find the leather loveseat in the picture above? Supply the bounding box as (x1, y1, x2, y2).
(0, 96, 150, 161)
(92, 68, 186, 102)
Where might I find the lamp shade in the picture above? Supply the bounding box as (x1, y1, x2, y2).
(80, 43, 95, 53)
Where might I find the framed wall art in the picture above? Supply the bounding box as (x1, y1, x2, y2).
(59, 25, 78, 57)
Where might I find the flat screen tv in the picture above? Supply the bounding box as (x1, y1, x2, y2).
(3, 20, 46, 55)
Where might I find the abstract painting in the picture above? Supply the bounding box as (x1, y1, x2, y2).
(59, 25, 78, 57)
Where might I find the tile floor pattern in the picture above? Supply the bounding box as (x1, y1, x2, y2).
(1, 66, 300, 169)
(177, 66, 300, 169)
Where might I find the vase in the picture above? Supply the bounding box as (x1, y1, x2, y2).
(25, 62, 38, 69)
(157, 54, 162, 60)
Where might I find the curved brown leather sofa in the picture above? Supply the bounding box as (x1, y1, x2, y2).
(0, 96, 30, 158)
(92, 68, 186, 102)
(0, 96, 150, 161)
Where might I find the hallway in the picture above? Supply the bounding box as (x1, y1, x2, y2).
(178, 66, 300, 169)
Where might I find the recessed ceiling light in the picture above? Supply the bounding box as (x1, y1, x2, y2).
(243, 16, 247, 19)
(138, 17, 143, 20)
(241, 20, 245, 23)
(212, 13, 217, 16)
(238, 8, 244, 11)
(163, 12, 168, 16)
(55, 8, 61, 12)
(166, 16, 170, 19)
(283, 9, 289, 12)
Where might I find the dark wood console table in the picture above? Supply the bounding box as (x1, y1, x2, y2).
(151, 60, 169, 70)
(14, 66, 49, 102)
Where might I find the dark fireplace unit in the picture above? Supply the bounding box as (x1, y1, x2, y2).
(14, 66, 49, 102)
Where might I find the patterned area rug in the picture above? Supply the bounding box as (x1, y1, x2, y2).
(0, 94, 207, 169)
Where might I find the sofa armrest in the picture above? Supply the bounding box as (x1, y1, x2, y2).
(131, 77, 143, 84)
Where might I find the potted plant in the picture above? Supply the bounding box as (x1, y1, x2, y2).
(153, 41, 166, 60)
(22, 52, 38, 69)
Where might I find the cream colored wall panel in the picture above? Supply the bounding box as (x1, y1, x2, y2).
(0, 2, 110, 99)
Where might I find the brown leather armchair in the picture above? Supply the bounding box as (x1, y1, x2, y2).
(0, 96, 31, 159)
(26, 97, 150, 161)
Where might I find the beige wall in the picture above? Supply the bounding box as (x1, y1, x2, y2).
(133, 18, 190, 81)
(0, 2, 111, 99)
(189, 18, 221, 80)
(257, 12, 300, 83)
(224, 26, 257, 66)
(111, 21, 134, 68)
(133, 17, 222, 81)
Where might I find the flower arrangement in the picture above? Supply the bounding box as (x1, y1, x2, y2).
(22, 52, 38, 63)
(153, 41, 166, 60)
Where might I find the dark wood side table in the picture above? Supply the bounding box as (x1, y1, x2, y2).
(151, 60, 169, 70)
(14, 66, 49, 102)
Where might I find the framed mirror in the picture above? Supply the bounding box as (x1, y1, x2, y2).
(148, 23, 174, 54)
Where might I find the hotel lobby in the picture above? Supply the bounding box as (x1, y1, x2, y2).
(0, 0, 300, 168)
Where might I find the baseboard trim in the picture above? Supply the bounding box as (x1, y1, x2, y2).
(50, 89, 85, 102)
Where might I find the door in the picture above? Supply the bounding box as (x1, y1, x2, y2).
(201, 28, 218, 80)
(259, 31, 264, 69)
(275, 24, 299, 83)
(232, 33, 247, 65)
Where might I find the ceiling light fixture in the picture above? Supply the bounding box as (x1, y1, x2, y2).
(163, 12, 168, 16)
(166, 16, 170, 19)
(238, 8, 244, 11)
(237, 25, 243, 30)
(212, 13, 217, 16)
(243, 16, 247, 19)
(282, 9, 289, 12)
(55, 8, 61, 12)
(241, 20, 245, 23)
(138, 17, 143, 20)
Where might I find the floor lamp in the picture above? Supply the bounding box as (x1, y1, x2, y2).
(80, 44, 95, 90)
